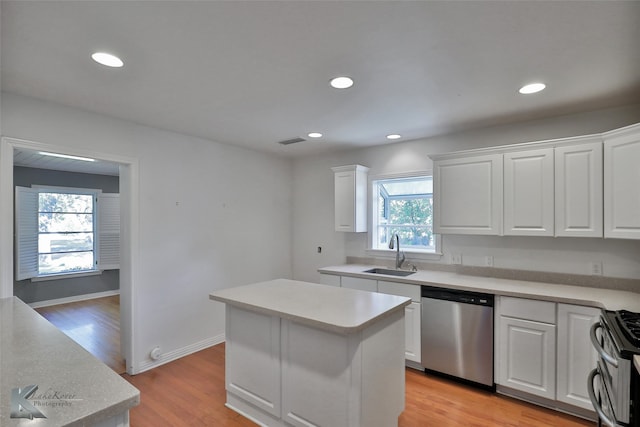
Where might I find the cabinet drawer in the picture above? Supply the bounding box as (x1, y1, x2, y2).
(341, 276, 377, 292)
(377, 280, 420, 302)
(500, 296, 556, 324)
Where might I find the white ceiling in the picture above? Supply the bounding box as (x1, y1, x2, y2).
(2, 1, 640, 164)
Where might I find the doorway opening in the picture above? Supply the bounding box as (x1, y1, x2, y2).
(0, 136, 138, 374)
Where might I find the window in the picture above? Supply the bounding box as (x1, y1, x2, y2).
(15, 186, 120, 280)
(371, 175, 435, 252)
(38, 190, 96, 275)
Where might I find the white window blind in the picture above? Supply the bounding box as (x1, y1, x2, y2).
(97, 193, 120, 270)
(15, 186, 39, 280)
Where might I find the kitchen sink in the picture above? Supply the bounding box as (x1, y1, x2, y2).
(363, 268, 416, 277)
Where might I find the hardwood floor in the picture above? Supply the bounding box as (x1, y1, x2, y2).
(34, 297, 594, 425)
(35, 295, 126, 374)
(123, 344, 595, 427)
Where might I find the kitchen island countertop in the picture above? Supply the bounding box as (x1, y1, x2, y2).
(318, 264, 640, 312)
(209, 278, 411, 334)
(0, 296, 139, 426)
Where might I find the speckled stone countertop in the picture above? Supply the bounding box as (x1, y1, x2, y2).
(318, 264, 640, 312)
(209, 278, 411, 334)
(0, 297, 139, 426)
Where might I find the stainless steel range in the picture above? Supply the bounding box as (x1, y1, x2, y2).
(589, 310, 640, 427)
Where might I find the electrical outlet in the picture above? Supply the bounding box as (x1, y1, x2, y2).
(485, 256, 494, 267)
(450, 253, 462, 265)
(590, 261, 603, 276)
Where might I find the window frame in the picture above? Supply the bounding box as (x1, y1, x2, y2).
(367, 171, 442, 261)
(33, 185, 100, 278)
(15, 185, 120, 282)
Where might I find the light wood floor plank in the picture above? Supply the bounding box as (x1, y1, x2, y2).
(123, 344, 594, 427)
(35, 295, 125, 374)
(36, 297, 594, 426)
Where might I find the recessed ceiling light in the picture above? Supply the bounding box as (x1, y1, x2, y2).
(329, 76, 354, 89)
(519, 83, 546, 94)
(386, 134, 402, 140)
(91, 52, 124, 68)
(39, 151, 96, 162)
(308, 132, 323, 138)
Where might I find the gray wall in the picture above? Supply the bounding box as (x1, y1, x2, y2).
(13, 166, 120, 304)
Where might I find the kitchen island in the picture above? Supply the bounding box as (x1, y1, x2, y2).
(0, 297, 139, 426)
(209, 278, 411, 427)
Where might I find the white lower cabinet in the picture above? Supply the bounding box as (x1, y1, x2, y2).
(497, 296, 598, 415)
(341, 276, 377, 292)
(318, 273, 341, 287)
(556, 304, 599, 410)
(498, 316, 557, 399)
(378, 280, 421, 364)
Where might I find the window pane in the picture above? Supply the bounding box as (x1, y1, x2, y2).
(39, 233, 94, 253)
(373, 176, 435, 251)
(39, 213, 93, 232)
(380, 178, 432, 196)
(39, 193, 93, 213)
(37, 190, 96, 276)
(39, 251, 94, 275)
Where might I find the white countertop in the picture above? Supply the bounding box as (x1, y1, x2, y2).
(0, 297, 139, 426)
(318, 264, 640, 312)
(209, 278, 411, 334)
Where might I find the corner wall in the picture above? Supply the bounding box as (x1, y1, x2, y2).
(1, 92, 293, 372)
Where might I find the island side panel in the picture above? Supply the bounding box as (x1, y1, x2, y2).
(281, 319, 355, 427)
(360, 309, 405, 427)
(225, 305, 281, 418)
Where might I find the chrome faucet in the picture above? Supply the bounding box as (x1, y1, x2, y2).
(388, 234, 405, 270)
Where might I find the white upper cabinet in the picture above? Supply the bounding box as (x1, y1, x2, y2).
(331, 165, 369, 232)
(504, 148, 554, 236)
(433, 153, 503, 235)
(555, 139, 603, 237)
(604, 124, 640, 239)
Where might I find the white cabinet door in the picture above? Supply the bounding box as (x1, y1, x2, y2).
(225, 306, 281, 418)
(404, 301, 421, 363)
(504, 148, 554, 236)
(318, 273, 341, 287)
(556, 304, 599, 410)
(498, 316, 556, 399)
(604, 124, 640, 239)
(433, 154, 503, 235)
(332, 165, 369, 232)
(377, 280, 421, 363)
(341, 276, 377, 292)
(555, 141, 603, 237)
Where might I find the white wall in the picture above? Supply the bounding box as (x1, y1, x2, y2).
(1, 92, 293, 371)
(292, 104, 640, 283)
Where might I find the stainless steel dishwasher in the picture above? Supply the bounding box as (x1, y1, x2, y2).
(421, 285, 494, 388)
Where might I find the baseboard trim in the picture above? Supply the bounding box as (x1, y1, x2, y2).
(134, 334, 225, 374)
(28, 290, 120, 308)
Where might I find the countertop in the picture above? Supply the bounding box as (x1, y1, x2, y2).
(209, 278, 411, 334)
(318, 264, 640, 312)
(0, 297, 139, 426)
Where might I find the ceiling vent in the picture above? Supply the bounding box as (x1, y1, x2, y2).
(277, 137, 306, 146)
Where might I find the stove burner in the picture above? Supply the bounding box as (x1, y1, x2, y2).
(616, 310, 640, 347)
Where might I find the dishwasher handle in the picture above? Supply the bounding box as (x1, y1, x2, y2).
(421, 285, 493, 307)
